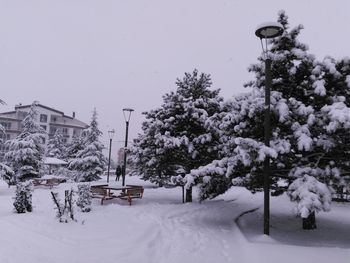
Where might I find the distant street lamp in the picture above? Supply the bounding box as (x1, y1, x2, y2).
(122, 108, 134, 186)
(107, 129, 115, 183)
(255, 22, 283, 236)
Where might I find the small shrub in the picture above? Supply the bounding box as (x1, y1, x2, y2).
(13, 181, 33, 213)
(76, 184, 92, 212)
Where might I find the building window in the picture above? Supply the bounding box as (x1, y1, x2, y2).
(73, 128, 80, 136)
(0, 122, 11, 130)
(62, 128, 68, 134)
(51, 116, 57, 123)
(18, 111, 27, 120)
(40, 125, 47, 131)
(49, 126, 57, 135)
(40, 114, 48, 123)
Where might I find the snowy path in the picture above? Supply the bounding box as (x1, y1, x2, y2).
(135, 200, 257, 263)
(0, 178, 349, 263)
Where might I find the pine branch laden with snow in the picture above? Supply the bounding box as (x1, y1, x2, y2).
(64, 135, 85, 161)
(287, 174, 331, 218)
(47, 129, 66, 160)
(321, 101, 350, 133)
(0, 163, 15, 185)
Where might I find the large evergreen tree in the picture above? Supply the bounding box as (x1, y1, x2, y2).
(68, 109, 106, 182)
(5, 102, 46, 182)
(186, 11, 350, 229)
(131, 69, 223, 201)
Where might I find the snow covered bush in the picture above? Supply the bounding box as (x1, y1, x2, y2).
(13, 181, 33, 213)
(76, 184, 92, 212)
(288, 175, 331, 229)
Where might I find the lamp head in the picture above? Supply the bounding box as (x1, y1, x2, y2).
(122, 108, 134, 122)
(122, 108, 134, 113)
(108, 129, 115, 139)
(255, 22, 283, 39)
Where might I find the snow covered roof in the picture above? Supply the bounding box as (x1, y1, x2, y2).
(15, 103, 64, 115)
(44, 157, 67, 165)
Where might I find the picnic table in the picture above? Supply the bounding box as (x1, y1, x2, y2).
(32, 178, 62, 189)
(91, 185, 144, 205)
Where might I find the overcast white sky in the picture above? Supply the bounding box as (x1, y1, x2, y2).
(0, 0, 349, 158)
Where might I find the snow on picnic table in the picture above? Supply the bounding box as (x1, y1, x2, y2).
(0, 176, 349, 263)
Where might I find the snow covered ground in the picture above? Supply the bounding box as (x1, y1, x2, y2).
(0, 176, 349, 263)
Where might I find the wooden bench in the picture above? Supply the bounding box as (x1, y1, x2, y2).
(118, 187, 144, 205)
(33, 178, 61, 189)
(91, 186, 117, 205)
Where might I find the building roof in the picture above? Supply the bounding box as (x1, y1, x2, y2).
(0, 111, 17, 119)
(0, 103, 89, 128)
(15, 104, 64, 115)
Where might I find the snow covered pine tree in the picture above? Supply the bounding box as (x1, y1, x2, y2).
(132, 69, 223, 202)
(5, 102, 46, 182)
(187, 11, 350, 229)
(68, 109, 106, 182)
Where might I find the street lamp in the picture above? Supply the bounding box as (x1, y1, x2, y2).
(255, 22, 283, 236)
(107, 129, 115, 183)
(122, 108, 134, 186)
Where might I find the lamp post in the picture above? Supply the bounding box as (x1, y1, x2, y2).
(255, 22, 283, 235)
(107, 129, 115, 183)
(122, 108, 134, 186)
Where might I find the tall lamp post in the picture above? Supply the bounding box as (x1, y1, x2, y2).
(255, 22, 283, 235)
(122, 108, 134, 186)
(107, 129, 115, 183)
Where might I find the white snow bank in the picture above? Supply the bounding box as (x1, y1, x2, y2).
(0, 176, 349, 263)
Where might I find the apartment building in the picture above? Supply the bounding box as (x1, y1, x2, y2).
(0, 103, 89, 155)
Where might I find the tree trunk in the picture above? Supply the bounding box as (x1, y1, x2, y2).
(182, 185, 185, 203)
(302, 211, 317, 230)
(157, 170, 163, 187)
(185, 187, 192, 203)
